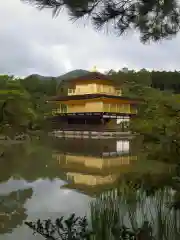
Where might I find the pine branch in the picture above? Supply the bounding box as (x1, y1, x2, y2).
(22, 0, 180, 42)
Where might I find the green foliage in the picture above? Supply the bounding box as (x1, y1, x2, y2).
(23, 0, 180, 43)
(0, 75, 36, 134)
(20, 75, 57, 96)
(108, 68, 180, 95)
(130, 88, 180, 163)
(151, 71, 180, 93)
(20, 75, 57, 123)
(108, 69, 152, 97)
(25, 214, 92, 240)
(0, 74, 57, 135)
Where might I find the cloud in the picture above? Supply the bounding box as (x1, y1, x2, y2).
(25, 179, 90, 218)
(0, 0, 180, 77)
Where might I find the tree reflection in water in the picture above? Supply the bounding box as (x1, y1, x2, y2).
(0, 188, 33, 234)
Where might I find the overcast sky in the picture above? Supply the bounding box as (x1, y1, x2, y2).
(1, 0, 180, 77)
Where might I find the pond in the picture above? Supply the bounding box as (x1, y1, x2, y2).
(0, 136, 176, 239)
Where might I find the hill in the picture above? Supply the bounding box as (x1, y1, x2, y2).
(56, 69, 90, 83)
(27, 74, 56, 81)
(27, 69, 90, 83)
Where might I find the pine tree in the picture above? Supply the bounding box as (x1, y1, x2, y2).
(23, 0, 180, 43)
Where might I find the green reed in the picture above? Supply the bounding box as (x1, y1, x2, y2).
(90, 186, 180, 240)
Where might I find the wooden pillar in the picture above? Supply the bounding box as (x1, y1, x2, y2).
(101, 117, 105, 125)
(122, 116, 125, 132)
(116, 115, 118, 130)
(101, 116, 105, 131)
(84, 118, 86, 130)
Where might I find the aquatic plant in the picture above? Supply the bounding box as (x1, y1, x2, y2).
(90, 185, 180, 240)
(25, 214, 93, 240)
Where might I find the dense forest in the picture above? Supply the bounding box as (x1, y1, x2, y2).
(108, 68, 180, 94)
(0, 74, 57, 136)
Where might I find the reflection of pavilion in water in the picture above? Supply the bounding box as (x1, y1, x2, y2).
(52, 138, 137, 196)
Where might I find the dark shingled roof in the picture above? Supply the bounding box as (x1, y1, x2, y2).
(61, 72, 112, 83)
(48, 94, 141, 103)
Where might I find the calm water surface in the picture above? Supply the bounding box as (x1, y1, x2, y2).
(0, 136, 142, 239)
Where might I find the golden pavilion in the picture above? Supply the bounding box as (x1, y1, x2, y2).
(48, 68, 139, 130)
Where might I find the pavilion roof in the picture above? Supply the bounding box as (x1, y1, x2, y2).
(61, 72, 111, 83)
(47, 93, 141, 103)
